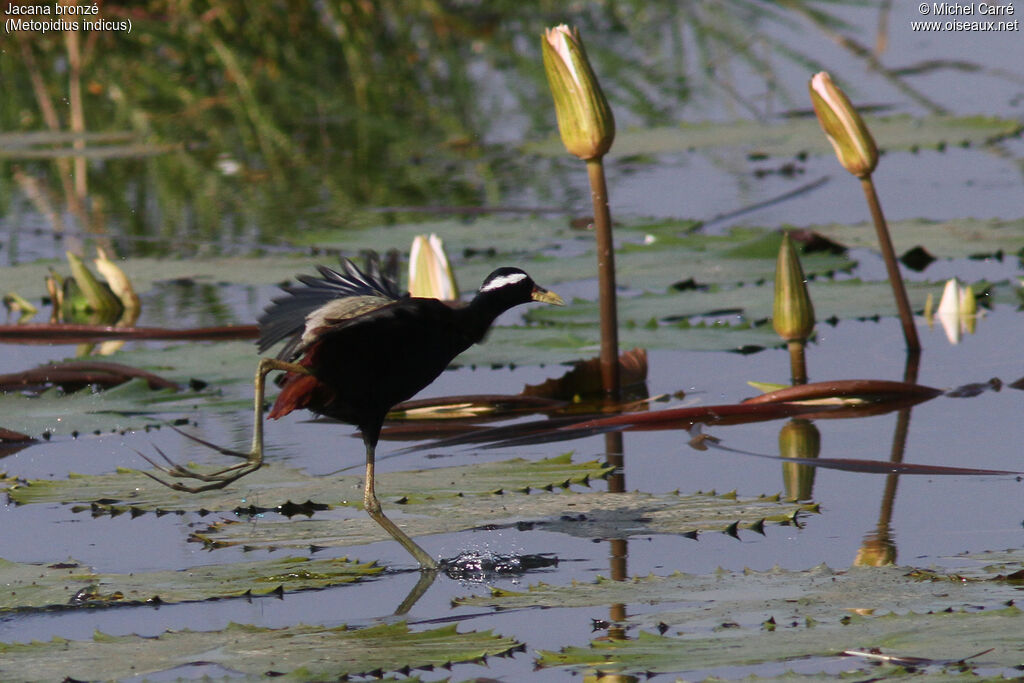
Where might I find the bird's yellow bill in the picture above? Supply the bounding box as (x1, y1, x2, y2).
(531, 286, 565, 306)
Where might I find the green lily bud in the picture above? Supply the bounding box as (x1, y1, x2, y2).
(809, 71, 878, 179)
(66, 252, 123, 321)
(94, 247, 140, 315)
(409, 233, 459, 300)
(3, 291, 38, 323)
(542, 24, 615, 161)
(773, 232, 816, 343)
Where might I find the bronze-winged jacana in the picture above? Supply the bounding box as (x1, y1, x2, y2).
(142, 255, 563, 569)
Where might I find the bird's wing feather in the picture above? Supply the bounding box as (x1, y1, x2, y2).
(257, 253, 406, 358)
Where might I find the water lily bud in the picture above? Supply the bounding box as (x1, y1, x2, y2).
(94, 247, 140, 314)
(773, 232, 816, 343)
(809, 71, 878, 178)
(66, 252, 123, 320)
(409, 234, 459, 300)
(542, 24, 615, 161)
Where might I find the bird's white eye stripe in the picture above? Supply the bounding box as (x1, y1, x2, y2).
(480, 272, 528, 292)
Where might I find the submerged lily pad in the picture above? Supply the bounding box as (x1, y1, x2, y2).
(0, 621, 521, 681)
(0, 555, 382, 611)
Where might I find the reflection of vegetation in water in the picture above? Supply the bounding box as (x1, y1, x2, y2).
(1, 1, 904, 250)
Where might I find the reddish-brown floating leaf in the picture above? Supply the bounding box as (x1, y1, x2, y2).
(0, 427, 34, 443)
(0, 360, 178, 393)
(562, 401, 835, 432)
(522, 348, 649, 400)
(743, 379, 943, 404)
(0, 323, 258, 344)
(416, 402, 837, 452)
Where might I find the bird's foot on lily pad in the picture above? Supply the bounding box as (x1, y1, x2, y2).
(136, 425, 262, 493)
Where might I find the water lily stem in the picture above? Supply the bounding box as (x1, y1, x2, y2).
(787, 340, 808, 385)
(860, 176, 921, 352)
(586, 157, 621, 400)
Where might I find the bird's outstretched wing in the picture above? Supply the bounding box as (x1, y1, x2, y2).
(258, 251, 406, 360)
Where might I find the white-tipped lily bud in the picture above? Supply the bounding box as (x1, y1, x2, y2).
(809, 71, 878, 179)
(542, 24, 615, 161)
(409, 234, 459, 300)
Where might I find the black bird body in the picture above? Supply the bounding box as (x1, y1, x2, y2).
(268, 295, 497, 437)
(260, 256, 563, 445)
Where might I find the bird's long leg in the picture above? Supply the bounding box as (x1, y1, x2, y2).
(362, 434, 439, 570)
(138, 357, 309, 493)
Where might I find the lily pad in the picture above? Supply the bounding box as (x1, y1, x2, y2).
(191, 489, 815, 551)
(811, 217, 1024, 259)
(0, 621, 521, 681)
(455, 557, 1024, 677)
(537, 607, 1023, 677)
(7, 453, 613, 513)
(0, 555, 382, 611)
(525, 278, 1017, 328)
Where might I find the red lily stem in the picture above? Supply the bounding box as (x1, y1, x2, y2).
(586, 157, 621, 400)
(860, 176, 921, 352)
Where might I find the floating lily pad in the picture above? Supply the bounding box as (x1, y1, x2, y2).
(0, 555, 382, 611)
(537, 607, 1023, 677)
(452, 556, 1024, 677)
(191, 489, 815, 551)
(0, 621, 521, 681)
(7, 453, 612, 513)
(811, 217, 1024, 259)
(525, 278, 1017, 328)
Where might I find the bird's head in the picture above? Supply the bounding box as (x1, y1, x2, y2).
(477, 267, 564, 308)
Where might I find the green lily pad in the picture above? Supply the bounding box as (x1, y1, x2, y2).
(191, 489, 815, 551)
(297, 221, 857, 292)
(812, 217, 1024, 259)
(525, 278, 1018, 328)
(537, 607, 1023, 677)
(0, 377, 220, 438)
(7, 453, 612, 513)
(454, 555, 1024, 677)
(0, 555, 382, 611)
(456, 319, 783, 366)
(0, 621, 521, 681)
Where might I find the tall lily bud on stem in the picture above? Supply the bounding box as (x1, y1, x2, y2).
(543, 24, 620, 398)
(809, 72, 920, 352)
(773, 232, 815, 385)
